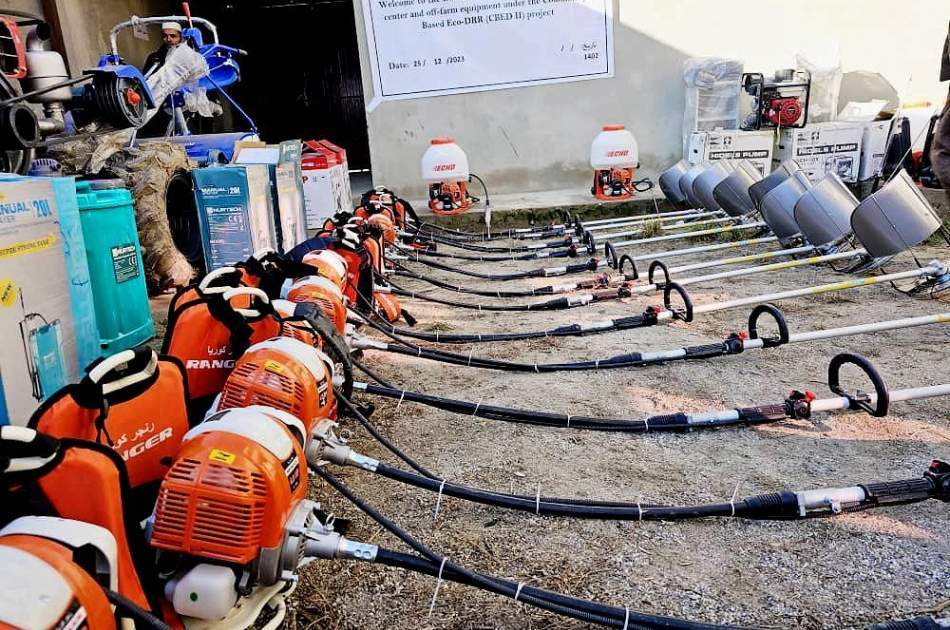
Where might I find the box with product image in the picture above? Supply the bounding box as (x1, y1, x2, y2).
(192, 165, 277, 272)
(774, 122, 864, 183)
(0, 178, 86, 425)
(858, 120, 894, 182)
(301, 139, 350, 230)
(233, 141, 307, 252)
(687, 130, 774, 175)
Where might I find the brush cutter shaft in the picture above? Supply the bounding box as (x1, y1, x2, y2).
(583, 210, 723, 232)
(667, 244, 816, 275)
(578, 208, 710, 227)
(693, 264, 944, 316)
(809, 384, 950, 413)
(611, 221, 768, 247)
(593, 216, 741, 241)
(625, 236, 779, 263)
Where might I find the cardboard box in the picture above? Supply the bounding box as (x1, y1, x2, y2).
(858, 120, 894, 182)
(234, 142, 307, 252)
(302, 140, 350, 229)
(192, 165, 277, 272)
(774, 122, 864, 183)
(687, 130, 774, 175)
(0, 178, 83, 425)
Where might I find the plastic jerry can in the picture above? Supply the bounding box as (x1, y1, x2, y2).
(75, 180, 155, 355)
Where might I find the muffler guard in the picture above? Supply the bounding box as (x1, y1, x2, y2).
(760, 171, 811, 245)
(794, 173, 859, 248)
(658, 160, 691, 207)
(713, 160, 762, 217)
(693, 161, 734, 212)
(749, 160, 802, 210)
(850, 170, 943, 258)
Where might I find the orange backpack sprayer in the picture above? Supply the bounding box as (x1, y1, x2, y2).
(590, 124, 641, 201)
(422, 137, 472, 215)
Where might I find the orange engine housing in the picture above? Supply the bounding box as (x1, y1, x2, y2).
(429, 181, 471, 215)
(286, 276, 348, 334)
(150, 408, 307, 565)
(592, 168, 634, 201)
(300, 250, 348, 291)
(218, 337, 337, 433)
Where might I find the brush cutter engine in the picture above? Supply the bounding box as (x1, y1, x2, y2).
(300, 250, 348, 291)
(287, 275, 348, 334)
(149, 407, 326, 622)
(216, 337, 338, 433)
(592, 167, 635, 200)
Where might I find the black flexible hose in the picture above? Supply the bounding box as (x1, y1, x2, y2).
(394, 266, 556, 297)
(400, 254, 601, 280)
(421, 233, 573, 254)
(105, 589, 172, 630)
(389, 278, 623, 312)
(313, 467, 739, 629)
(358, 383, 788, 432)
(403, 244, 575, 263)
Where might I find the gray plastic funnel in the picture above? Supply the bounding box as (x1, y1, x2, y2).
(658, 160, 691, 206)
(693, 161, 735, 212)
(713, 160, 763, 217)
(749, 160, 802, 210)
(793, 173, 859, 247)
(851, 170, 942, 258)
(760, 171, 812, 245)
(679, 163, 708, 209)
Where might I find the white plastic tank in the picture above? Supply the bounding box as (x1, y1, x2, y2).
(590, 124, 639, 170)
(421, 138, 470, 183)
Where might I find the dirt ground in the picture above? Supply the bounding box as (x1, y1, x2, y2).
(156, 233, 950, 629)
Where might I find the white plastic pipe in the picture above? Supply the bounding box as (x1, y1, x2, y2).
(609, 221, 769, 248)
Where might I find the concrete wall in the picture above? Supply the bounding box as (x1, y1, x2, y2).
(353, 0, 950, 198)
(42, 0, 173, 74)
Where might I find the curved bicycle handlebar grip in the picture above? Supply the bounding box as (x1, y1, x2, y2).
(663, 282, 694, 322)
(747, 303, 790, 348)
(828, 353, 890, 417)
(618, 254, 638, 280)
(583, 230, 596, 255)
(604, 242, 619, 270)
(648, 260, 671, 286)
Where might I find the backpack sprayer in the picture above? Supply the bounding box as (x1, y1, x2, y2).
(589, 124, 652, 200)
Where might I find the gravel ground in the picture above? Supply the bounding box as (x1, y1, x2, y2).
(163, 230, 950, 629)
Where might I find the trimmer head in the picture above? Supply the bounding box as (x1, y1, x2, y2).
(851, 170, 943, 258)
(692, 161, 734, 212)
(713, 160, 763, 217)
(760, 170, 811, 246)
(793, 173, 859, 248)
(749, 160, 802, 210)
(658, 160, 691, 207)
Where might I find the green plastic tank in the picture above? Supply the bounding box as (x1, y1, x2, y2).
(75, 180, 154, 355)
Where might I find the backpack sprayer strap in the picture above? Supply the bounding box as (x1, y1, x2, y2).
(75, 348, 159, 445)
(222, 287, 270, 319)
(197, 266, 241, 296)
(0, 426, 60, 474)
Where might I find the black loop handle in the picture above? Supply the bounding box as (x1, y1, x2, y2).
(663, 282, 694, 322)
(647, 260, 671, 286)
(604, 242, 619, 270)
(574, 218, 585, 237)
(747, 303, 789, 348)
(561, 209, 572, 227)
(828, 353, 890, 417)
(618, 254, 638, 280)
(583, 230, 596, 255)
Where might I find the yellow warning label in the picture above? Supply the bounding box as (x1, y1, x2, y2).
(263, 360, 285, 374)
(209, 449, 236, 465)
(0, 279, 17, 307)
(0, 233, 57, 260)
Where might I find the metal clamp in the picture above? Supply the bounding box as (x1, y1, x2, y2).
(827, 353, 890, 417)
(747, 303, 789, 348)
(663, 282, 694, 322)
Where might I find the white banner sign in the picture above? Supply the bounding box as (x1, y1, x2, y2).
(361, 0, 613, 109)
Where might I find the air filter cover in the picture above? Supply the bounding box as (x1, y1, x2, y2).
(851, 170, 942, 258)
(679, 163, 708, 209)
(749, 160, 801, 210)
(659, 160, 691, 206)
(713, 160, 762, 217)
(760, 171, 811, 244)
(793, 173, 859, 247)
(693, 161, 734, 212)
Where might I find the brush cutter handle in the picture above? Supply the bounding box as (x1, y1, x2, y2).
(747, 303, 789, 348)
(603, 242, 618, 270)
(828, 353, 890, 417)
(197, 266, 239, 295)
(617, 253, 638, 279)
(648, 260, 670, 286)
(663, 282, 693, 322)
(223, 287, 270, 319)
(583, 230, 596, 255)
(87, 348, 158, 395)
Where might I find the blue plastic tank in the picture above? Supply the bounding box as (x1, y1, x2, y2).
(75, 180, 154, 354)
